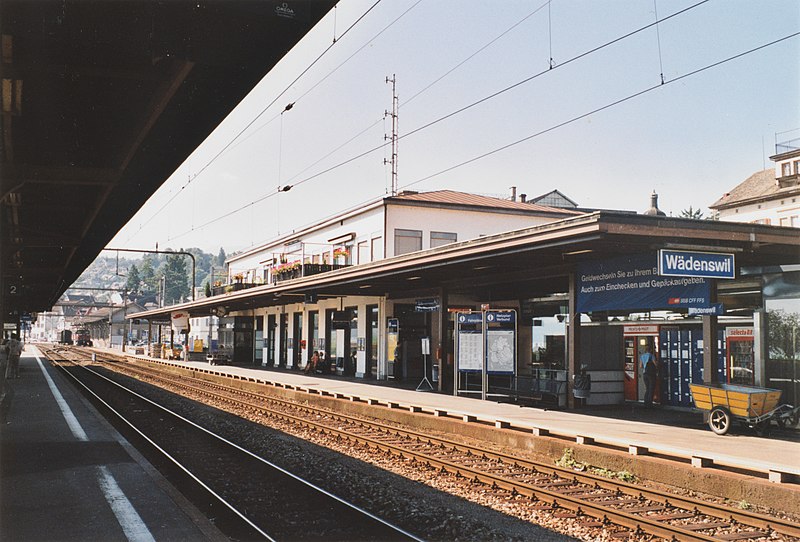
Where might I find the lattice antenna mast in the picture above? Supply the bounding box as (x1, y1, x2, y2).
(384, 74, 399, 195)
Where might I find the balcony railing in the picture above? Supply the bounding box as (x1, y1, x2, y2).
(775, 138, 800, 154)
(211, 282, 259, 296)
(273, 263, 350, 283)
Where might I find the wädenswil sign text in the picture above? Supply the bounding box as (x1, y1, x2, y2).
(658, 250, 735, 279)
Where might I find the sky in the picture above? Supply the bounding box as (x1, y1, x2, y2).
(108, 0, 800, 255)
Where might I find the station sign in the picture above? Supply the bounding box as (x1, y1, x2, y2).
(415, 298, 440, 312)
(486, 311, 515, 324)
(623, 324, 660, 336)
(658, 250, 735, 279)
(457, 312, 483, 324)
(688, 303, 724, 316)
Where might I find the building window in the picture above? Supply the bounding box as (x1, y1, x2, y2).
(795, 160, 800, 174)
(430, 231, 457, 248)
(357, 241, 369, 264)
(791, 216, 798, 227)
(780, 217, 789, 227)
(371, 236, 383, 260)
(782, 162, 792, 177)
(394, 229, 422, 255)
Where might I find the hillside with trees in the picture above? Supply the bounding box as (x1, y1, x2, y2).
(68, 247, 227, 307)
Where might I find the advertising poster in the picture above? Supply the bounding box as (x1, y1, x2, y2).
(577, 253, 711, 313)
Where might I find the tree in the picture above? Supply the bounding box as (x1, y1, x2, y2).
(767, 309, 799, 361)
(163, 253, 190, 304)
(125, 264, 142, 294)
(679, 206, 705, 220)
(140, 256, 157, 294)
(216, 247, 227, 268)
(205, 281, 212, 298)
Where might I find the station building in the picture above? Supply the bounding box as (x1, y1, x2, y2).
(710, 142, 800, 227)
(132, 190, 800, 409)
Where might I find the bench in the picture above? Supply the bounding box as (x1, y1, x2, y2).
(497, 376, 566, 408)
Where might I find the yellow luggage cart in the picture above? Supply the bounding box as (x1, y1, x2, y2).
(690, 382, 799, 435)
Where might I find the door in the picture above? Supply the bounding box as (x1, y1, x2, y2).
(255, 316, 263, 365)
(292, 312, 303, 369)
(279, 313, 288, 367)
(267, 314, 276, 366)
(366, 305, 378, 378)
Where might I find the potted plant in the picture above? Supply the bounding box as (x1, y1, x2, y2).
(333, 247, 349, 265)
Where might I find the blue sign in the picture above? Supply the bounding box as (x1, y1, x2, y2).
(415, 298, 440, 312)
(658, 250, 735, 279)
(457, 313, 483, 324)
(577, 253, 711, 312)
(688, 303, 724, 316)
(486, 311, 515, 324)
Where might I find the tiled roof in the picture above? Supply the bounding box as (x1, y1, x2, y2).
(390, 190, 583, 215)
(710, 169, 800, 209)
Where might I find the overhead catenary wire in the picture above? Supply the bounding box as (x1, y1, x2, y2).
(158, 0, 718, 243)
(398, 31, 800, 191)
(162, 31, 799, 245)
(653, 0, 666, 84)
(124, 0, 384, 243)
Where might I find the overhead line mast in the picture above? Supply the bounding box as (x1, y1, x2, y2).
(385, 74, 399, 195)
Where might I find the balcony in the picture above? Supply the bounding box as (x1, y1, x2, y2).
(211, 282, 259, 296)
(273, 263, 350, 283)
(775, 137, 800, 155)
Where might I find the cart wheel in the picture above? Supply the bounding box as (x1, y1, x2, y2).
(709, 407, 731, 435)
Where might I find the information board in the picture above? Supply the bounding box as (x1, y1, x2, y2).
(458, 332, 483, 371)
(486, 329, 514, 372)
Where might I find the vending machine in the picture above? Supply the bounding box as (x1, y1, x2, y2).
(623, 324, 660, 403)
(726, 327, 754, 385)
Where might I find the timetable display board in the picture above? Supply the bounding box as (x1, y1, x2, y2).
(456, 311, 516, 374)
(456, 312, 483, 372)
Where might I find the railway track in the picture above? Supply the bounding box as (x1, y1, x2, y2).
(45, 346, 800, 542)
(41, 346, 420, 542)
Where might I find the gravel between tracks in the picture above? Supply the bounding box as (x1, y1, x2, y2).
(108, 369, 577, 542)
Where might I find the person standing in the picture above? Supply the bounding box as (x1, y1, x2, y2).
(640, 345, 657, 406)
(0, 338, 9, 400)
(6, 334, 23, 379)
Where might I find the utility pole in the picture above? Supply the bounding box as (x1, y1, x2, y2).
(385, 74, 399, 196)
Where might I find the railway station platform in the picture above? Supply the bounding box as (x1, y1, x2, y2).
(133, 353, 800, 487)
(0, 346, 226, 542)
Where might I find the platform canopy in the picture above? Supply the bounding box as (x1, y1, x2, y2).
(0, 0, 337, 320)
(131, 212, 800, 321)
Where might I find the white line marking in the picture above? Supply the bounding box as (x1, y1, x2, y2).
(97, 465, 156, 542)
(33, 348, 88, 441)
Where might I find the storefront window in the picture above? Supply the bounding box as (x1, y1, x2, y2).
(531, 316, 566, 370)
(766, 297, 799, 405)
(763, 270, 800, 405)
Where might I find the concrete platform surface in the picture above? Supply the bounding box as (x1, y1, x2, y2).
(0, 346, 225, 542)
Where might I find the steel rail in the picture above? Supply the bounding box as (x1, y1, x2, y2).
(126, 359, 797, 538)
(85, 354, 800, 542)
(43, 348, 423, 542)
